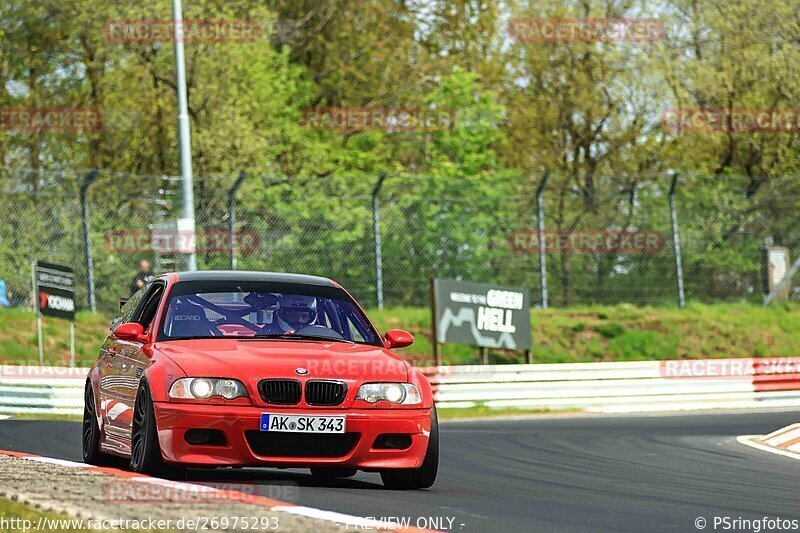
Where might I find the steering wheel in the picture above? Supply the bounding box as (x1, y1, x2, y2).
(213, 318, 263, 335)
(295, 324, 345, 340)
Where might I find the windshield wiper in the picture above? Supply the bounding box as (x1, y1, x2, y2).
(245, 333, 354, 343)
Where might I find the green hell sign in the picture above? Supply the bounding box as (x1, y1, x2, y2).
(432, 279, 531, 351)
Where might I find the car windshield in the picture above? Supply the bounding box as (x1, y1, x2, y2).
(158, 280, 381, 346)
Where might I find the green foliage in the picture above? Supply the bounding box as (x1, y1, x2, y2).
(595, 322, 625, 339)
(1, 0, 800, 315)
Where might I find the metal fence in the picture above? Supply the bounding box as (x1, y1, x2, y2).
(1, 169, 798, 316)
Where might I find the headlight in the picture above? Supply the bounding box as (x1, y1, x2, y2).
(169, 378, 248, 400)
(356, 383, 421, 405)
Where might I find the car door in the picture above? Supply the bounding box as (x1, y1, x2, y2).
(99, 286, 147, 440)
(113, 281, 166, 441)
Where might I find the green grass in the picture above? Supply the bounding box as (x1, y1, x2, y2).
(2, 302, 800, 367)
(0, 497, 143, 532)
(0, 498, 80, 531)
(0, 308, 107, 366)
(369, 301, 800, 365)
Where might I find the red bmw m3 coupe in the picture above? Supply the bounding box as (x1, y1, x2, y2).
(82, 271, 438, 489)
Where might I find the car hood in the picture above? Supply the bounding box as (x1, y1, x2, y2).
(154, 338, 410, 383)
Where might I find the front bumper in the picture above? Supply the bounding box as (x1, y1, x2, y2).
(153, 402, 432, 470)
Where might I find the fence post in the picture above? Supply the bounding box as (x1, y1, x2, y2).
(372, 173, 387, 309)
(668, 173, 686, 308)
(80, 170, 99, 312)
(536, 172, 550, 309)
(227, 171, 247, 270)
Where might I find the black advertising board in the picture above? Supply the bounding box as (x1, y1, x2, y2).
(35, 261, 75, 320)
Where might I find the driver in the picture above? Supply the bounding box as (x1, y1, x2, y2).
(276, 295, 317, 333)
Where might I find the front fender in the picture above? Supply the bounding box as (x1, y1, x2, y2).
(142, 349, 187, 402)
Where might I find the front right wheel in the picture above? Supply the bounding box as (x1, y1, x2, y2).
(380, 406, 439, 490)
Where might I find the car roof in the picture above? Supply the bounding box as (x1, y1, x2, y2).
(167, 271, 337, 287)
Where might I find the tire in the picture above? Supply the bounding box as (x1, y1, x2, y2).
(82, 382, 111, 465)
(130, 382, 168, 474)
(380, 406, 439, 490)
(309, 467, 357, 479)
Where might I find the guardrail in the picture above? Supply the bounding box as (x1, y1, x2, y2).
(423, 358, 800, 413)
(2, 358, 800, 415)
(0, 366, 87, 414)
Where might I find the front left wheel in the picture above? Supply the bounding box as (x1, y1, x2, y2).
(130, 382, 168, 474)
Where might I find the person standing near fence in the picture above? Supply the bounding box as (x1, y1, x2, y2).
(129, 259, 153, 295)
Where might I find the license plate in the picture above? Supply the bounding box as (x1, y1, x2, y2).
(260, 413, 345, 434)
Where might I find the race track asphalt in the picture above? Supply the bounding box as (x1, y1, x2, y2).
(2, 409, 800, 532)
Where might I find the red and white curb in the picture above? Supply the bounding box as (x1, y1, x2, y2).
(737, 423, 800, 461)
(0, 449, 430, 532)
(758, 423, 800, 450)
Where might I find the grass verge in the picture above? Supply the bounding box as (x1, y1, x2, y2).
(2, 302, 800, 366)
(0, 497, 127, 532)
(369, 301, 800, 365)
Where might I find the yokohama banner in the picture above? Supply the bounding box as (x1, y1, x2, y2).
(34, 261, 75, 320)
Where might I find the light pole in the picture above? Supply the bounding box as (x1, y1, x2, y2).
(173, 0, 197, 270)
(536, 172, 549, 309)
(668, 173, 685, 308)
(372, 173, 386, 309)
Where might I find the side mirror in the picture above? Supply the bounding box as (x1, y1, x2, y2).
(113, 322, 145, 342)
(384, 329, 414, 349)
